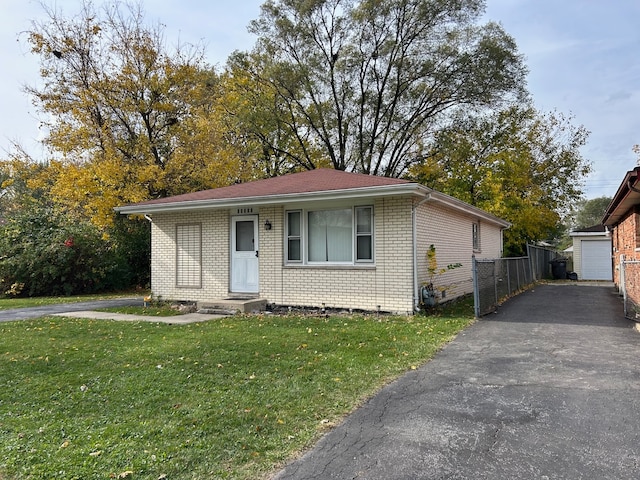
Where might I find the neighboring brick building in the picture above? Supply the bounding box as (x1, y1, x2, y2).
(602, 166, 640, 303)
(117, 169, 509, 313)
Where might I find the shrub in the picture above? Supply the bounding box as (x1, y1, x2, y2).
(0, 206, 149, 296)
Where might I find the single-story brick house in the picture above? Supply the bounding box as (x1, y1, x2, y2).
(116, 169, 510, 313)
(602, 166, 640, 292)
(569, 225, 612, 281)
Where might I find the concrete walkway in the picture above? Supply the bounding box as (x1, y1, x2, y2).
(272, 284, 640, 479)
(51, 310, 225, 324)
(0, 298, 224, 324)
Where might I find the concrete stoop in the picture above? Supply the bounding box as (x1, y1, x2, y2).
(198, 297, 268, 315)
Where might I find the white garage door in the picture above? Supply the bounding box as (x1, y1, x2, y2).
(581, 240, 612, 281)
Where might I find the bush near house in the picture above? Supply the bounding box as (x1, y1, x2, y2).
(0, 206, 149, 297)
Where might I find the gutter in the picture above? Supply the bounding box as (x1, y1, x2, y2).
(115, 183, 420, 215)
(116, 182, 510, 229)
(602, 167, 640, 227)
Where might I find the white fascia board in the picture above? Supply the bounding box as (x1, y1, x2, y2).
(115, 183, 421, 215)
(569, 231, 610, 238)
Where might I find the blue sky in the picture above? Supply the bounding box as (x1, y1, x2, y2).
(1, 0, 638, 199)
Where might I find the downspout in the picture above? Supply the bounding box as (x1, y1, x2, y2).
(413, 194, 431, 312)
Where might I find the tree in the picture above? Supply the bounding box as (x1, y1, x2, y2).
(229, 0, 527, 177)
(0, 157, 52, 218)
(0, 158, 150, 296)
(411, 106, 591, 256)
(24, 0, 249, 227)
(220, 61, 330, 177)
(571, 196, 612, 230)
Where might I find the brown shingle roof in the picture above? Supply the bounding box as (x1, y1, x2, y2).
(116, 168, 511, 228)
(129, 168, 413, 206)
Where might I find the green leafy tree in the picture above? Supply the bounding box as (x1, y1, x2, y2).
(411, 106, 591, 256)
(220, 62, 330, 177)
(229, 0, 527, 177)
(571, 196, 612, 230)
(0, 157, 52, 218)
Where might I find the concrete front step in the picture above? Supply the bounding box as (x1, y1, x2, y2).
(198, 297, 268, 314)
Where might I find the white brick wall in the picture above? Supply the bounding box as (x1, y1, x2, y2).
(151, 210, 229, 302)
(260, 198, 415, 313)
(148, 195, 504, 312)
(416, 201, 504, 299)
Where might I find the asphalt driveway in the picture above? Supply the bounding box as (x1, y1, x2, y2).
(272, 284, 640, 479)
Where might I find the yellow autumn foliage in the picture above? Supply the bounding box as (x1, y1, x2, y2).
(22, 1, 261, 228)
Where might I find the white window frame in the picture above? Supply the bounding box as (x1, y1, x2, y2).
(285, 205, 374, 265)
(286, 210, 302, 263)
(355, 206, 374, 263)
(472, 221, 481, 252)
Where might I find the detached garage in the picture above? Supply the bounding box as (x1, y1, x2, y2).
(570, 225, 612, 281)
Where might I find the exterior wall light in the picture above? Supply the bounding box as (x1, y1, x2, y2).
(264, 220, 272, 230)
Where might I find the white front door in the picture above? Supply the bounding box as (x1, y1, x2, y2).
(231, 216, 259, 293)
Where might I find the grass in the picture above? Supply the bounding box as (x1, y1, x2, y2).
(0, 298, 475, 479)
(95, 304, 183, 317)
(0, 292, 145, 311)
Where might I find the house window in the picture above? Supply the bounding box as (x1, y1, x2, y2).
(176, 224, 202, 288)
(285, 206, 374, 264)
(308, 209, 352, 262)
(472, 222, 480, 252)
(287, 211, 302, 262)
(356, 206, 373, 262)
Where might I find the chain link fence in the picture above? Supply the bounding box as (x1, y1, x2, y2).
(620, 257, 640, 321)
(472, 245, 558, 317)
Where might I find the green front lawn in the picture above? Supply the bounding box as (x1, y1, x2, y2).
(95, 305, 183, 317)
(0, 300, 474, 479)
